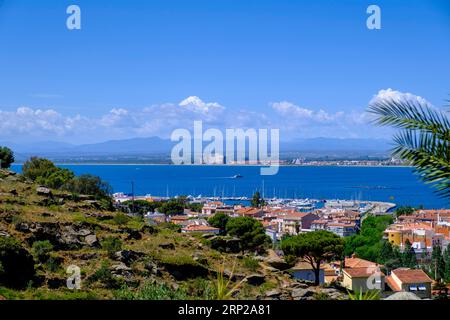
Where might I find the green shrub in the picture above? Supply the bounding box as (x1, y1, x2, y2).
(242, 256, 259, 272)
(101, 236, 123, 257)
(113, 213, 131, 226)
(88, 261, 124, 289)
(32, 240, 54, 262)
(115, 282, 188, 300)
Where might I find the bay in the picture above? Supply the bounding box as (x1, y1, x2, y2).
(11, 164, 448, 209)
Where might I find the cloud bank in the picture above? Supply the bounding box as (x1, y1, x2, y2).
(0, 90, 428, 144)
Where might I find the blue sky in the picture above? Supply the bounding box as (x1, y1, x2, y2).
(0, 0, 449, 143)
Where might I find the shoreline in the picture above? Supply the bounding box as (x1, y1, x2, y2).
(11, 163, 412, 168)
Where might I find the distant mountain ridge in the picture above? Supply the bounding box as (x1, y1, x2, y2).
(2, 137, 392, 161)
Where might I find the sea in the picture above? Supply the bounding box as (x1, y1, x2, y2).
(10, 164, 449, 209)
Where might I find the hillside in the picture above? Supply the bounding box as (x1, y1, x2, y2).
(0, 169, 347, 300)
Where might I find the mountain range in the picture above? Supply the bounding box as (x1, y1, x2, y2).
(1, 137, 392, 162)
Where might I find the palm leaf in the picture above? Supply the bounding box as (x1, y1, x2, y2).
(368, 96, 450, 199)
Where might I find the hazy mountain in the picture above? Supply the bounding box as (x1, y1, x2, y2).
(3, 137, 392, 162)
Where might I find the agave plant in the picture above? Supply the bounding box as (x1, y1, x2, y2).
(347, 289, 380, 300)
(214, 258, 247, 300)
(368, 97, 450, 198)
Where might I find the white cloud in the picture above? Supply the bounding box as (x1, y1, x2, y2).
(0, 94, 399, 143)
(369, 88, 433, 107)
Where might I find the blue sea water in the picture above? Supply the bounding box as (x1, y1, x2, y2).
(11, 165, 449, 209)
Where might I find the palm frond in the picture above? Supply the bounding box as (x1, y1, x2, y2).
(392, 130, 450, 197)
(368, 98, 450, 141)
(369, 95, 450, 199)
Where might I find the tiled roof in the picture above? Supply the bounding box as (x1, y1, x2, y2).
(345, 257, 380, 269)
(385, 276, 402, 291)
(343, 267, 384, 278)
(391, 268, 432, 284)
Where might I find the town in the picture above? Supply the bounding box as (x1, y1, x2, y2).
(113, 192, 450, 299)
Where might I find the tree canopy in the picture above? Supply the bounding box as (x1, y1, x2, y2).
(22, 157, 112, 200)
(281, 230, 344, 285)
(0, 146, 14, 169)
(225, 216, 270, 253)
(251, 191, 265, 208)
(208, 213, 230, 235)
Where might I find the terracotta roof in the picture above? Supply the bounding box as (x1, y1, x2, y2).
(343, 267, 385, 278)
(385, 275, 402, 291)
(391, 268, 432, 284)
(170, 215, 189, 221)
(345, 257, 381, 269)
(236, 207, 262, 216)
(282, 212, 312, 220)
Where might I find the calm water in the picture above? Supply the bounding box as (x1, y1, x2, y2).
(11, 165, 449, 209)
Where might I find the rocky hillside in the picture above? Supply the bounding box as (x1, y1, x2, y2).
(0, 169, 347, 300)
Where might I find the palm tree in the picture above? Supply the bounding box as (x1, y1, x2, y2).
(368, 96, 450, 198)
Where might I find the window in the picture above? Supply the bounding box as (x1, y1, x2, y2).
(409, 285, 418, 291)
(418, 285, 426, 291)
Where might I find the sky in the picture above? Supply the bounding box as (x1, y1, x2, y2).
(0, 0, 449, 144)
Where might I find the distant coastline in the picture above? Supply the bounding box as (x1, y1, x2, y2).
(12, 162, 412, 168)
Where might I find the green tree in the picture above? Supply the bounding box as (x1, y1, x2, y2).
(281, 230, 344, 285)
(431, 244, 446, 281)
(31, 240, 54, 262)
(0, 146, 14, 169)
(251, 191, 265, 208)
(157, 199, 185, 216)
(369, 96, 450, 198)
(343, 215, 394, 262)
(208, 213, 230, 235)
(225, 216, 270, 253)
(395, 206, 415, 217)
(64, 174, 112, 199)
(22, 157, 75, 189)
(444, 244, 450, 283)
(402, 239, 417, 268)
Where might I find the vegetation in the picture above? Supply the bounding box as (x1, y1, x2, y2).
(64, 174, 112, 199)
(369, 96, 450, 198)
(402, 239, 418, 268)
(157, 198, 185, 216)
(101, 237, 123, 257)
(347, 289, 380, 300)
(344, 215, 394, 263)
(394, 206, 415, 217)
(22, 157, 75, 189)
(22, 157, 112, 200)
(113, 213, 131, 226)
(119, 199, 162, 215)
(213, 260, 246, 300)
(0, 236, 35, 289)
(225, 216, 270, 253)
(208, 213, 230, 235)
(281, 230, 344, 285)
(31, 241, 54, 262)
(251, 191, 265, 208)
(115, 282, 188, 300)
(242, 256, 260, 272)
(0, 146, 14, 169)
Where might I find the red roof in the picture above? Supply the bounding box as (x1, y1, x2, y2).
(343, 267, 385, 278)
(391, 268, 432, 284)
